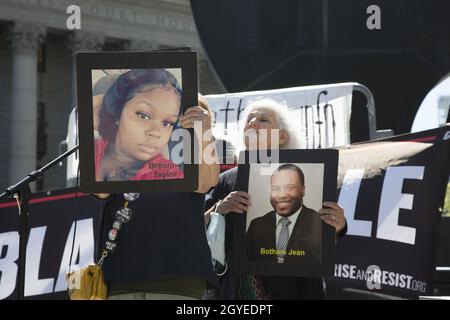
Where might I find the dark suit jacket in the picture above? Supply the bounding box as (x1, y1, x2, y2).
(246, 206, 322, 265)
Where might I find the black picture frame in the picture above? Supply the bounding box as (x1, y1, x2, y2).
(77, 50, 198, 193)
(233, 149, 338, 277)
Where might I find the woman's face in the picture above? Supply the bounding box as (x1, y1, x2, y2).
(243, 107, 286, 150)
(114, 87, 180, 161)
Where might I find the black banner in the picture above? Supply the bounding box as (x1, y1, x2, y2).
(1, 126, 449, 299)
(0, 190, 101, 300)
(329, 126, 450, 298)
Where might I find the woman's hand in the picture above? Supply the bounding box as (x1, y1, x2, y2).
(179, 105, 212, 139)
(180, 104, 219, 193)
(216, 191, 252, 214)
(318, 201, 346, 234)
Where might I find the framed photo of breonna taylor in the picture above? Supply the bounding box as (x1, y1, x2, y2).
(233, 149, 338, 277)
(77, 50, 198, 193)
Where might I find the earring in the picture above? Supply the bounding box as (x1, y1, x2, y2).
(115, 120, 119, 126)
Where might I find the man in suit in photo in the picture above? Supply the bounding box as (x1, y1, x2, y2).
(246, 164, 321, 265)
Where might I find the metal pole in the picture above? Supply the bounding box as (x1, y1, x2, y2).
(352, 83, 393, 140)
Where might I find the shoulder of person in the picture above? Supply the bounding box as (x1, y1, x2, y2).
(218, 166, 238, 189)
(301, 206, 322, 223)
(252, 210, 276, 224)
(302, 205, 319, 215)
(219, 165, 238, 180)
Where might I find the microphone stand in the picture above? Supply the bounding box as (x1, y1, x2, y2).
(0, 145, 79, 300)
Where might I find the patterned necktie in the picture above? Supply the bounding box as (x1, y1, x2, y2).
(276, 217, 291, 263)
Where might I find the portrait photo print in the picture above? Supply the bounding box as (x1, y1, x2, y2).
(234, 149, 338, 277)
(92, 68, 184, 182)
(77, 50, 198, 193)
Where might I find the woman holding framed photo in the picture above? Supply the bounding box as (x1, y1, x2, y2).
(204, 98, 347, 300)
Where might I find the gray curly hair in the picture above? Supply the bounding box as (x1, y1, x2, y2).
(237, 98, 304, 153)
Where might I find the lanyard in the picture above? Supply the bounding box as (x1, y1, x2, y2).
(98, 193, 140, 267)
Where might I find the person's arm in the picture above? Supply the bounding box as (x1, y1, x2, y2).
(204, 173, 225, 224)
(204, 204, 216, 225)
(197, 131, 220, 193)
(205, 191, 251, 224)
(179, 106, 220, 193)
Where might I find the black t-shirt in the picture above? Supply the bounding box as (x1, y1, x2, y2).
(206, 166, 347, 300)
(99, 192, 218, 297)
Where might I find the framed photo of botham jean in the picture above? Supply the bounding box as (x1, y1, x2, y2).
(77, 49, 198, 193)
(233, 149, 338, 277)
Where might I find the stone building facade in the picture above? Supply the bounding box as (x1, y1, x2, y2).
(0, 0, 224, 191)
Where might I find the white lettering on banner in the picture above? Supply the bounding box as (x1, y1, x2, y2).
(377, 166, 424, 245)
(338, 166, 424, 244)
(0, 219, 95, 299)
(25, 227, 54, 296)
(0, 232, 19, 300)
(339, 169, 372, 237)
(54, 219, 95, 292)
(335, 264, 426, 293)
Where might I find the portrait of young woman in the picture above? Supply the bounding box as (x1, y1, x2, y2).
(92, 68, 184, 182)
(77, 51, 200, 193)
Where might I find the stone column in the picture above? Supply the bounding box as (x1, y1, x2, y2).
(66, 32, 105, 108)
(7, 21, 46, 187)
(64, 32, 104, 187)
